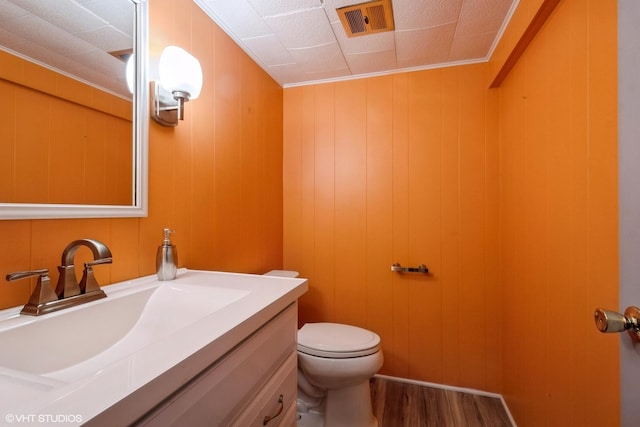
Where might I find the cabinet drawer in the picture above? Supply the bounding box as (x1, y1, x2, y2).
(230, 351, 297, 427)
(138, 304, 297, 426)
(279, 401, 298, 427)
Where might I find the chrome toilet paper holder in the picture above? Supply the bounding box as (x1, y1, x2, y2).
(391, 263, 429, 274)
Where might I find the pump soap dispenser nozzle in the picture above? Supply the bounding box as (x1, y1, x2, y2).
(156, 228, 178, 281)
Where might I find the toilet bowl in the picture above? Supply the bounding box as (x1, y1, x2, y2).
(262, 270, 383, 427)
(297, 322, 383, 427)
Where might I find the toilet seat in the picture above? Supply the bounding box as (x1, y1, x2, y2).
(297, 323, 381, 358)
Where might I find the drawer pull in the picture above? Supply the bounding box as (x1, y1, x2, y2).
(263, 394, 284, 425)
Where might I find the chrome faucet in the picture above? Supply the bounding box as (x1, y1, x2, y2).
(55, 239, 112, 298)
(5, 239, 112, 316)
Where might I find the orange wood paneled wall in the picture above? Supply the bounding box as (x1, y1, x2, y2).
(0, 52, 132, 205)
(283, 0, 619, 423)
(498, 0, 619, 425)
(283, 66, 502, 392)
(0, 0, 283, 310)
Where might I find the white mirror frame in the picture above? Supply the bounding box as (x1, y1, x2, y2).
(0, 0, 149, 220)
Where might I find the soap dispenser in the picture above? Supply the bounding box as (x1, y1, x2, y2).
(156, 228, 178, 281)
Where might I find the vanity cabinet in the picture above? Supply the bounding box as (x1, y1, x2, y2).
(137, 303, 298, 426)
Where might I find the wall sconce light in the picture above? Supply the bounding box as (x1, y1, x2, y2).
(126, 54, 135, 94)
(151, 46, 203, 127)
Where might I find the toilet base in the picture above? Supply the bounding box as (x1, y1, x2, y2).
(297, 410, 324, 427)
(297, 380, 377, 427)
(325, 381, 378, 427)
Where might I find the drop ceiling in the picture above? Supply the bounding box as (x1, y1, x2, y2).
(0, 0, 518, 95)
(194, 0, 518, 88)
(0, 0, 133, 98)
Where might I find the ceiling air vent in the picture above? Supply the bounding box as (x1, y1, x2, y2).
(337, 0, 395, 38)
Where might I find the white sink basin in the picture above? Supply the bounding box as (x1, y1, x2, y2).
(0, 282, 249, 379)
(0, 269, 307, 422)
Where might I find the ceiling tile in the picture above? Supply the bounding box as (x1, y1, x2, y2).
(71, 47, 124, 76)
(288, 42, 348, 74)
(2, 15, 94, 56)
(345, 50, 397, 75)
(196, 0, 273, 39)
(394, 0, 463, 31)
(395, 23, 456, 63)
(456, 0, 513, 35)
(263, 8, 334, 49)
(267, 63, 304, 85)
(449, 31, 496, 61)
(242, 34, 293, 66)
(302, 67, 351, 82)
(78, 25, 132, 53)
(79, 0, 134, 36)
(0, 0, 29, 22)
(24, 44, 68, 69)
(247, 0, 323, 18)
(8, 0, 107, 34)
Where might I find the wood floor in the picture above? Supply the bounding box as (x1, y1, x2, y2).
(370, 377, 513, 427)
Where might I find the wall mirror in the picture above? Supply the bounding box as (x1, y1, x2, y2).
(0, 0, 148, 219)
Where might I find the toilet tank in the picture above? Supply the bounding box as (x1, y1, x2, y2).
(263, 270, 299, 278)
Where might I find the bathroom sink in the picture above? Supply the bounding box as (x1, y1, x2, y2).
(0, 268, 307, 422)
(0, 278, 249, 380)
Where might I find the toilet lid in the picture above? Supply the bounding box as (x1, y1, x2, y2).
(297, 323, 381, 358)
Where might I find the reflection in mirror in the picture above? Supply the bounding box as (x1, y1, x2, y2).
(0, 0, 148, 219)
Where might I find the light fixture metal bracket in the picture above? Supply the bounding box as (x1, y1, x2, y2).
(151, 81, 180, 127)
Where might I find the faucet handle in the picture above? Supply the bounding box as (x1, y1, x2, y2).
(85, 258, 113, 267)
(6, 269, 59, 310)
(79, 258, 112, 294)
(6, 269, 49, 282)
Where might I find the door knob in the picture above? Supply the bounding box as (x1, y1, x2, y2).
(594, 306, 640, 341)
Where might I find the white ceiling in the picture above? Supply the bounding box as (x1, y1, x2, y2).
(194, 0, 518, 87)
(0, 0, 133, 98)
(0, 0, 519, 95)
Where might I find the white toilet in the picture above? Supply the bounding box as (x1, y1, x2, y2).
(263, 270, 383, 427)
(297, 322, 383, 427)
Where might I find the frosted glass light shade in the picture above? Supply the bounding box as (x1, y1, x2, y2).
(158, 46, 202, 100)
(125, 54, 135, 94)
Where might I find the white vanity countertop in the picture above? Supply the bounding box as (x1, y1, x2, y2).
(0, 269, 307, 426)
